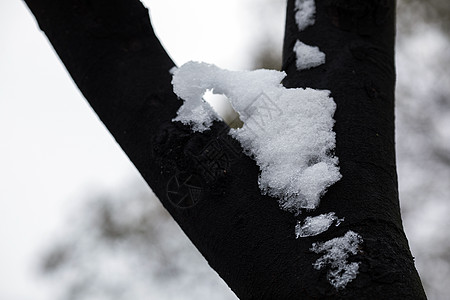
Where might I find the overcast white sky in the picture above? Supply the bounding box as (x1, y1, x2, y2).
(0, 1, 136, 298)
(0, 1, 284, 299)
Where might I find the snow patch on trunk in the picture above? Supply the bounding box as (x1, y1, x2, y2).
(295, 212, 343, 238)
(172, 61, 341, 213)
(295, 0, 316, 31)
(294, 40, 326, 70)
(311, 231, 363, 289)
(293, 0, 326, 71)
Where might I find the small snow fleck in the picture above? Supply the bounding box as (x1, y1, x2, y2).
(295, 0, 316, 31)
(295, 212, 343, 238)
(311, 231, 363, 289)
(294, 40, 326, 70)
(172, 62, 341, 214)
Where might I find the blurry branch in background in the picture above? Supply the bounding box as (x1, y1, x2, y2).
(40, 180, 236, 300)
(395, 0, 450, 298)
(398, 0, 450, 32)
(250, 44, 282, 71)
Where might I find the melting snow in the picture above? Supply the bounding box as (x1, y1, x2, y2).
(295, 212, 343, 238)
(311, 231, 363, 289)
(294, 40, 326, 70)
(172, 61, 341, 213)
(295, 0, 316, 31)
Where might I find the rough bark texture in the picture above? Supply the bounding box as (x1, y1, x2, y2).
(25, 0, 426, 298)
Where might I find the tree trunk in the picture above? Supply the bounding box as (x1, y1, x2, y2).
(24, 0, 426, 298)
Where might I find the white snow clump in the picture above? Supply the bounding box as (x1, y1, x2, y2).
(295, 0, 316, 31)
(311, 230, 363, 289)
(293, 0, 326, 71)
(172, 61, 341, 214)
(294, 40, 326, 70)
(295, 212, 343, 238)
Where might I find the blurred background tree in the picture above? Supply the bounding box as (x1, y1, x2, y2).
(395, 0, 450, 298)
(39, 0, 450, 299)
(41, 180, 237, 300)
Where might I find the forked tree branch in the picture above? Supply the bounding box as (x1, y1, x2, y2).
(24, 0, 426, 298)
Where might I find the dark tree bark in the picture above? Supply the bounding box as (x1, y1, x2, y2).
(24, 0, 426, 298)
